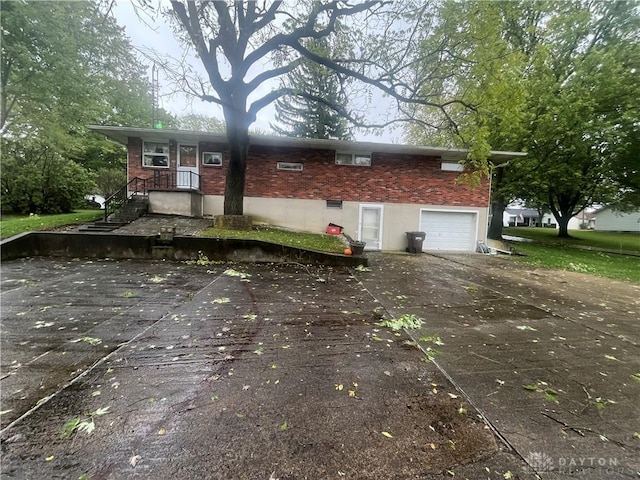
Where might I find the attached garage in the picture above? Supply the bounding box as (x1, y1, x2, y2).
(420, 210, 478, 252)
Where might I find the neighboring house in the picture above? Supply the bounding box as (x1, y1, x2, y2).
(503, 208, 555, 228)
(88, 125, 524, 252)
(567, 209, 595, 230)
(593, 206, 640, 232)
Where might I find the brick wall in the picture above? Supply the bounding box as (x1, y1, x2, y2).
(128, 139, 489, 207)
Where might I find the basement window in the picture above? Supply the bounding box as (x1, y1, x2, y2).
(441, 161, 464, 172)
(277, 162, 303, 171)
(336, 152, 371, 166)
(326, 200, 343, 209)
(142, 141, 170, 167)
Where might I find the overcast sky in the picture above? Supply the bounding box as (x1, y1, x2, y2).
(112, 1, 399, 142)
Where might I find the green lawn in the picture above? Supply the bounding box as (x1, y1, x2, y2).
(503, 227, 640, 253)
(200, 225, 347, 254)
(503, 227, 640, 282)
(0, 210, 102, 239)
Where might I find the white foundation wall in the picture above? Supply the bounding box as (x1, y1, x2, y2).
(203, 195, 488, 251)
(149, 190, 203, 217)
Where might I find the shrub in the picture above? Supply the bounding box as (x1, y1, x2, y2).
(1, 140, 95, 214)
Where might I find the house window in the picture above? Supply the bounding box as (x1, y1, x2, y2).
(202, 152, 222, 167)
(441, 161, 464, 172)
(277, 162, 303, 171)
(336, 152, 371, 166)
(142, 141, 170, 167)
(326, 200, 343, 209)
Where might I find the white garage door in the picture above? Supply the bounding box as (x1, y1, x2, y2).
(420, 211, 477, 251)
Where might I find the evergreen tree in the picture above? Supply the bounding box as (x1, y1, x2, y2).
(271, 38, 352, 140)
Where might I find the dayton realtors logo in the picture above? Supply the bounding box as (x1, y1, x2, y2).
(525, 452, 554, 473)
(524, 452, 625, 476)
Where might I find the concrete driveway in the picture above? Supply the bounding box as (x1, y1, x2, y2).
(359, 253, 640, 479)
(1, 253, 638, 479)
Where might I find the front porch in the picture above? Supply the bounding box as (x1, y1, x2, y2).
(105, 171, 204, 222)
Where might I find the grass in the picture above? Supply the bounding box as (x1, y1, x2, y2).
(504, 227, 640, 253)
(503, 228, 640, 282)
(199, 225, 347, 254)
(0, 210, 102, 239)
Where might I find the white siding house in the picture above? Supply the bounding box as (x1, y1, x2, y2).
(593, 207, 640, 232)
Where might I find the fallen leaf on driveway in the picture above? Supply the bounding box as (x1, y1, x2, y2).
(211, 297, 230, 304)
(382, 431, 393, 438)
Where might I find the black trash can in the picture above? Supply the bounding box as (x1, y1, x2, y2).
(405, 231, 426, 254)
(349, 241, 366, 256)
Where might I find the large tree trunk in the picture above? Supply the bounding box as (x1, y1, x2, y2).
(488, 196, 506, 240)
(487, 166, 507, 240)
(549, 190, 577, 239)
(223, 114, 250, 216)
(557, 215, 571, 238)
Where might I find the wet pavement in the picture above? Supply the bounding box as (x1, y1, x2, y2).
(111, 215, 214, 236)
(1, 252, 638, 479)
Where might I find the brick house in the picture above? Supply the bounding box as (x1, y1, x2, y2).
(89, 125, 524, 252)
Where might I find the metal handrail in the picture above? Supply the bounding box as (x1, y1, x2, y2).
(103, 177, 147, 221)
(152, 171, 202, 191)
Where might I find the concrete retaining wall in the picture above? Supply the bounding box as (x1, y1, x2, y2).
(1, 232, 367, 267)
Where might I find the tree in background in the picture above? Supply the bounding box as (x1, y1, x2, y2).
(95, 168, 128, 199)
(272, 37, 351, 140)
(1, 0, 173, 213)
(407, 0, 640, 238)
(1, 140, 95, 214)
(177, 113, 226, 133)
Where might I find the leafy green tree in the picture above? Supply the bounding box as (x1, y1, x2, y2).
(1, 0, 174, 213)
(177, 113, 226, 132)
(516, 1, 639, 237)
(408, 0, 640, 238)
(95, 168, 128, 199)
(1, 140, 95, 214)
(272, 37, 351, 140)
(1, 1, 167, 141)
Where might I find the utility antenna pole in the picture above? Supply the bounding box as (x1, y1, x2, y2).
(151, 63, 159, 128)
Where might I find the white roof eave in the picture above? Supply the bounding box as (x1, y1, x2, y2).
(87, 125, 526, 162)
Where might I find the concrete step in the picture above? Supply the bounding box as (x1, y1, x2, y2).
(91, 221, 128, 228)
(78, 226, 121, 232)
(110, 216, 140, 223)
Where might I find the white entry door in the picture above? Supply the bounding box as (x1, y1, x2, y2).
(359, 205, 383, 250)
(177, 144, 199, 189)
